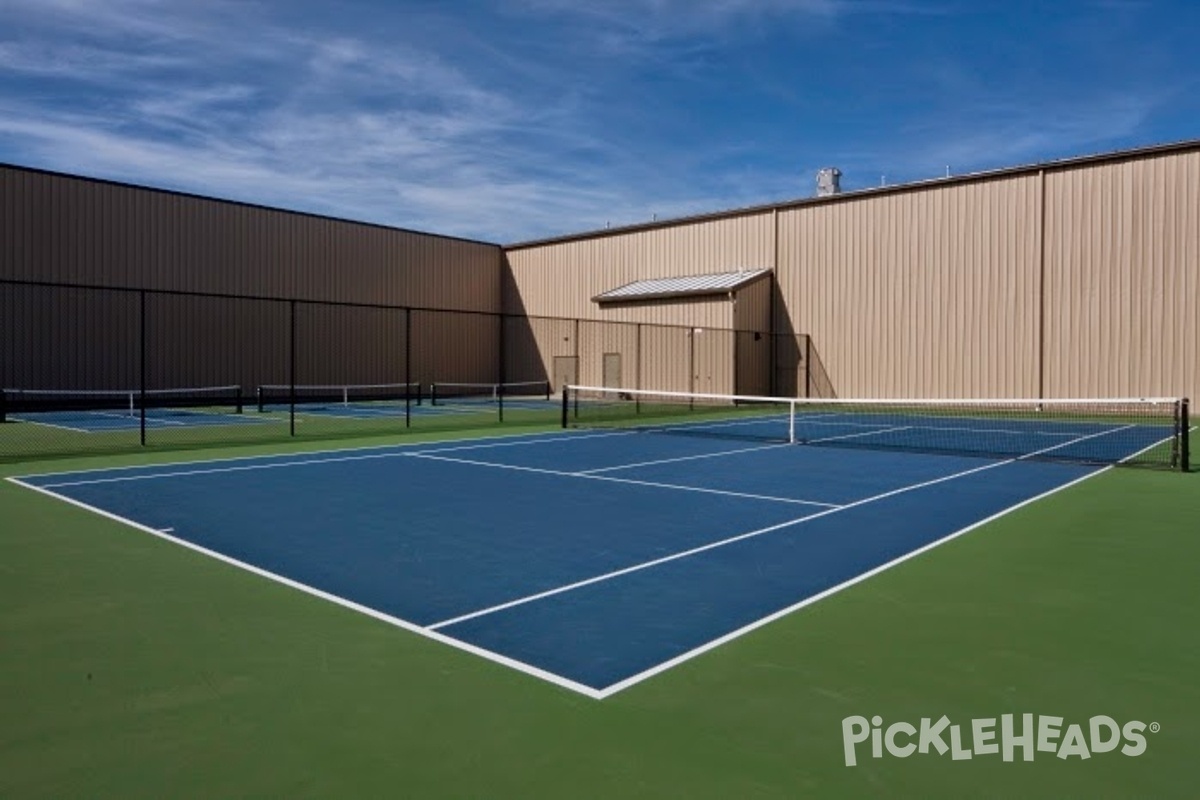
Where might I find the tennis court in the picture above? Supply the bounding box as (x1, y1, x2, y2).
(11, 391, 1179, 697)
(2, 386, 261, 433)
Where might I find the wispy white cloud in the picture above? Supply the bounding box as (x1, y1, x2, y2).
(0, 0, 1191, 243)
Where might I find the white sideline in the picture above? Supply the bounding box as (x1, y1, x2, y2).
(5, 475, 606, 700)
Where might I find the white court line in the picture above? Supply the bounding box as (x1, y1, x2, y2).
(409, 452, 840, 508)
(13, 427, 615, 481)
(598, 424, 1170, 697)
(595, 467, 1100, 698)
(87, 410, 192, 428)
(25, 429, 639, 488)
(34, 449, 424, 488)
(424, 425, 1136, 633)
(806, 425, 913, 444)
(5, 476, 604, 700)
(409, 428, 638, 454)
(578, 442, 791, 474)
(6, 416, 93, 433)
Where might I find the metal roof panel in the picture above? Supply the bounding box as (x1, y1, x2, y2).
(593, 269, 771, 303)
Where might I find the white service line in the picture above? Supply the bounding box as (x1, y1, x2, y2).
(806, 425, 913, 444)
(577, 442, 791, 474)
(594, 464, 1104, 698)
(596, 422, 1173, 697)
(425, 424, 1136, 634)
(29, 429, 634, 488)
(7, 417, 92, 433)
(408, 452, 839, 508)
(13, 427, 612, 482)
(412, 428, 640, 454)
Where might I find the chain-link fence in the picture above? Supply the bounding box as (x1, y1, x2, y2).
(1, 279, 809, 462)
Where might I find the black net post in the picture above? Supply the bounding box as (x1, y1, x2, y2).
(804, 335, 812, 399)
(561, 386, 569, 428)
(139, 289, 147, 446)
(1181, 398, 1190, 472)
(498, 383, 505, 423)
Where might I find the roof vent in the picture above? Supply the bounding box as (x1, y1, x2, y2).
(816, 167, 842, 197)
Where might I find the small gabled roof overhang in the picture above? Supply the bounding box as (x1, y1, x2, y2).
(593, 269, 771, 304)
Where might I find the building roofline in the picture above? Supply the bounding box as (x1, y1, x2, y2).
(0, 161, 503, 249)
(505, 138, 1200, 251)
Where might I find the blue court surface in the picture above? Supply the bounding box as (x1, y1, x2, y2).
(12, 426, 1140, 698)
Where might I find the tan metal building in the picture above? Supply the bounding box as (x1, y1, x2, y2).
(503, 270, 773, 395)
(505, 140, 1200, 403)
(4, 140, 1197, 405)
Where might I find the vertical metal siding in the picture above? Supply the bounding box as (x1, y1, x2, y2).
(638, 324, 694, 394)
(1043, 153, 1200, 401)
(1, 165, 504, 393)
(731, 275, 772, 395)
(0, 165, 503, 312)
(410, 310, 499, 389)
(578, 320, 640, 388)
(504, 213, 773, 328)
(503, 316, 574, 388)
(732, 274, 771, 332)
(778, 175, 1042, 398)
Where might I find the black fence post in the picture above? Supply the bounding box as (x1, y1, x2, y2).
(688, 329, 695, 409)
(804, 336, 812, 399)
(405, 307, 412, 429)
(498, 314, 506, 423)
(289, 299, 296, 437)
(139, 289, 147, 446)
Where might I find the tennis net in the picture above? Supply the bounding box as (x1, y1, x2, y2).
(255, 382, 421, 412)
(1, 385, 244, 421)
(430, 380, 551, 405)
(562, 385, 1190, 470)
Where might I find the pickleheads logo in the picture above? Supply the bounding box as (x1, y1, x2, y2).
(841, 714, 1158, 767)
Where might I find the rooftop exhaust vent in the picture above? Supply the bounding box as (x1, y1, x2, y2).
(816, 167, 842, 197)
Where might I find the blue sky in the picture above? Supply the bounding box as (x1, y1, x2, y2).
(1, 1, 1197, 243)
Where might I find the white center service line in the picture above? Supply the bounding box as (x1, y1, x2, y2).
(406, 452, 839, 508)
(577, 442, 791, 474)
(424, 424, 1136, 632)
(806, 425, 913, 444)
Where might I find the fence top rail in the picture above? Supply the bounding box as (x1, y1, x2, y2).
(0, 277, 496, 316)
(1, 278, 788, 337)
